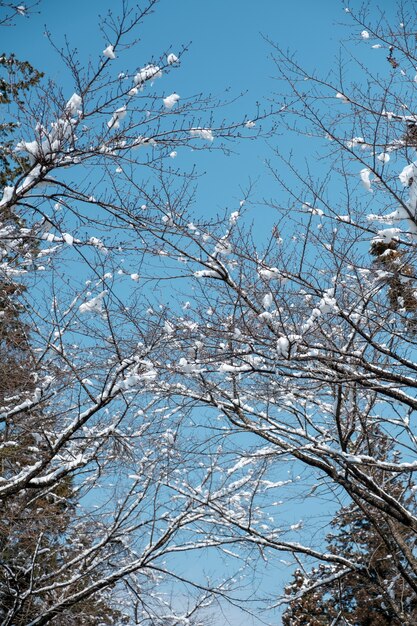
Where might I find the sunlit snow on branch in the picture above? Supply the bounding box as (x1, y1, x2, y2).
(107, 106, 127, 130)
(103, 45, 116, 60)
(79, 291, 108, 314)
(167, 53, 178, 65)
(66, 93, 82, 116)
(189, 128, 214, 142)
(134, 64, 162, 86)
(163, 93, 180, 109)
(335, 92, 349, 103)
(360, 168, 372, 192)
(377, 152, 390, 163)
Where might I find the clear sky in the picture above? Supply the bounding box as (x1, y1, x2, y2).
(3, 0, 361, 224)
(2, 1, 398, 623)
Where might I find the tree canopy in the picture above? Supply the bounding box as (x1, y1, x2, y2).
(2, 1, 417, 624)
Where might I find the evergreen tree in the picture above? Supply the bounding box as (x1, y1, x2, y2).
(0, 53, 122, 626)
(0, 53, 43, 187)
(282, 433, 417, 626)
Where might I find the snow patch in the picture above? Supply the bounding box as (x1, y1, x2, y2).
(189, 128, 214, 142)
(163, 93, 180, 109)
(375, 228, 401, 244)
(277, 337, 290, 358)
(79, 291, 107, 314)
(262, 292, 273, 309)
(134, 64, 162, 86)
(377, 152, 390, 163)
(103, 45, 116, 60)
(229, 211, 240, 224)
(335, 92, 349, 103)
(360, 168, 372, 192)
(66, 93, 82, 115)
(107, 106, 127, 130)
(167, 53, 178, 65)
(399, 163, 416, 187)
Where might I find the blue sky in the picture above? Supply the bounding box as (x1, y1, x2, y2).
(5, 0, 355, 221)
(2, 1, 399, 623)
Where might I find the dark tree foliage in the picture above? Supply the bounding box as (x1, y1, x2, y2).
(0, 53, 43, 186)
(0, 53, 122, 626)
(282, 432, 417, 626)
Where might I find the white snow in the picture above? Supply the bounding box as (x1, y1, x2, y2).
(107, 106, 127, 130)
(169, 151, 177, 158)
(178, 357, 203, 375)
(134, 64, 162, 86)
(15, 139, 40, 162)
(259, 266, 280, 279)
(245, 120, 256, 128)
(62, 233, 74, 245)
(259, 311, 272, 321)
(229, 211, 240, 224)
(219, 363, 249, 373)
(361, 30, 370, 39)
(319, 293, 337, 314)
(167, 53, 178, 65)
(335, 92, 349, 103)
(164, 320, 174, 334)
(277, 337, 290, 358)
(14, 96, 81, 171)
(377, 152, 390, 163)
(396, 162, 417, 234)
(79, 291, 107, 314)
(66, 93, 82, 115)
(346, 136, 365, 148)
(140, 368, 157, 383)
(0, 186, 14, 206)
(163, 93, 180, 109)
(214, 239, 232, 256)
(305, 204, 324, 216)
(375, 228, 401, 243)
(89, 237, 106, 252)
(103, 45, 116, 60)
(121, 366, 157, 390)
(399, 163, 416, 187)
(262, 292, 273, 309)
(360, 168, 372, 192)
(189, 128, 214, 142)
(194, 269, 220, 278)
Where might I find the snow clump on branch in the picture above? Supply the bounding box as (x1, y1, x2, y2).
(360, 168, 372, 192)
(107, 106, 127, 130)
(163, 93, 180, 109)
(79, 291, 108, 314)
(189, 128, 214, 142)
(134, 64, 162, 86)
(167, 53, 178, 65)
(103, 45, 116, 60)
